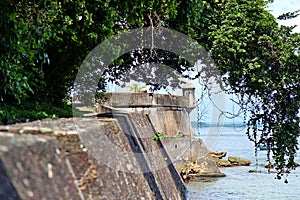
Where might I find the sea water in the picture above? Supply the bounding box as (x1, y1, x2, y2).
(186, 126, 300, 200)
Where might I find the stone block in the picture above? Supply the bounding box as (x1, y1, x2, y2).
(0, 132, 81, 199)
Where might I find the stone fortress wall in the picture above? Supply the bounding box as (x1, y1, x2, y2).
(97, 83, 225, 180)
(98, 83, 196, 136)
(0, 84, 225, 199)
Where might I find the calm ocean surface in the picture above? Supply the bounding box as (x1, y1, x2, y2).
(187, 126, 300, 200)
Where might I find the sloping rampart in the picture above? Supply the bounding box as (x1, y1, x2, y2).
(0, 115, 187, 199)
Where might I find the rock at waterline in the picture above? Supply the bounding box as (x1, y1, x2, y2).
(210, 150, 252, 167)
(210, 150, 227, 159)
(265, 162, 274, 169)
(177, 158, 226, 182)
(228, 156, 251, 166)
(216, 159, 232, 167)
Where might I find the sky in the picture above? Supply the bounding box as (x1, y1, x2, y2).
(268, 0, 300, 33)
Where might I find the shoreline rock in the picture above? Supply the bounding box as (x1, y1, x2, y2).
(210, 150, 251, 167)
(161, 137, 226, 182)
(176, 158, 226, 182)
(216, 159, 232, 167)
(210, 150, 227, 159)
(228, 156, 251, 166)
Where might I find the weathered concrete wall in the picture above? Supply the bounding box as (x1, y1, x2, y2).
(0, 157, 20, 199)
(121, 113, 187, 199)
(98, 92, 196, 137)
(147, 107, 193, 136)
(77, 114, 187, 199)
(161, 137, 225, 177)
(0, 132, 81, 200)
(103, 92, 190, 108)
(0, 116, 187, 199)
(97, 106, 193, 136)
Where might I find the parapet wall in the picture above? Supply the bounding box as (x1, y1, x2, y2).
(98, 106, 193, 136)
(99, 92, 195, 136)
(103, 92, 190, 108)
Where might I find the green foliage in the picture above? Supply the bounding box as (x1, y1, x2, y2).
(0, 2, 49, 104)
(152, 131, 182, 141)
(277, 9, 300, 20)
(204, 0, 300, 178)
(0, 0, 118, 105)
(153, 132, 165, 141)
(0, 102, 78, 124)
(126, 84, 147, 92)
(95, 92, 109, 104)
